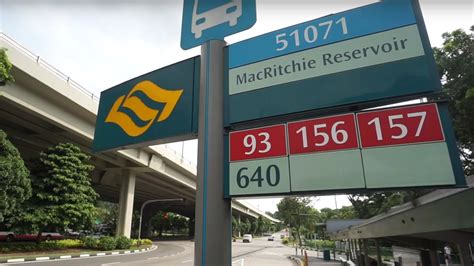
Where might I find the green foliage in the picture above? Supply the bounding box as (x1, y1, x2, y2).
(115, 236, 132, 249)
(232, 216, 240, 236)
(282, 238, 289, 245)
(0, 48, 14, 85)
(304, 239, 335, 249)
(0, 129, 31, 222)
(131, 238, 152, 246)
(139, 238, 152, 245)
(97, 236, 117, 251)
(434, 26, 474, 175)
(0, 239, 81, 252)
(82, 237, 98, 249)
(93, 201, 118, 233)
(150, 211, 189, 237)
(22, 143, 98, 237)
(275, 197, 316, 246)
(56, 239, 82, 248)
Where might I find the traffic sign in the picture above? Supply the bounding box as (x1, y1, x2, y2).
(181, 0, 256, 50)
(225, 0, 441, 125)
(225, 103, 465, 197)
(93, 57, 200, 152)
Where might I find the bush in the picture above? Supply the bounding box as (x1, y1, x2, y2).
(38, 241, 60, 250)
(82, 237, 98, 249)
(116, 236, 132, 250)
(97, 236, 117, 251)
(131, 238, 152, 247)
(57, 239, 82, 249)
(282, 238, 289, 245)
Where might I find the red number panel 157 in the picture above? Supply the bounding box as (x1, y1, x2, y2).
(357, 103, 444, 148)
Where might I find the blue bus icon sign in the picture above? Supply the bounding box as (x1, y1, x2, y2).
(181, 0, 256, 50)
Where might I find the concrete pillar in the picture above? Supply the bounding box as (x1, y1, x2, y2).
(141, 207, 156, 238)
(357, 239, 363, 266)
(146, 218, 153, 238)
(188, 218, 195, 238)
(116, 170, 136, 237)
(363, 239, 370, 266)
(428, 242, 440, 266)
(457, 242, 473, 266)
(375, 239, 383, 266)
(238, 214, 241, 237)
(348, 239, 353, 261)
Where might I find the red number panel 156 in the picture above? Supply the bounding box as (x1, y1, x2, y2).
(357, 103, 444, 148)
(287, 114, 359, 154)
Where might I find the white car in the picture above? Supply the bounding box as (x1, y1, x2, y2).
(242, 234, 252, 243)
(191, 0, 242, 38)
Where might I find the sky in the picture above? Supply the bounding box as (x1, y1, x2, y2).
(1, 0, 472, 213)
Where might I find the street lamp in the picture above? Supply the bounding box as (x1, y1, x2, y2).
(138, 198, 184, 241)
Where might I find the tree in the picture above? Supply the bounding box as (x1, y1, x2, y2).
(0, 48, 14, 85)
(239, 218, 251, 234)
(345, 28, 474, 219)
(434, 26, 474, 175)
(93, 201, 119, 232)
(232, 216, 240, 237)
(275, 197, 316, 247)
(0, 130, 31, 223)
(23, 143, 98, 241)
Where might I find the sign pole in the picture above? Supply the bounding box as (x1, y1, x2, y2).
(195, 39, 232, 266)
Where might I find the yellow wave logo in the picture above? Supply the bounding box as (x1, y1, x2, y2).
(105, 80, 183, 137)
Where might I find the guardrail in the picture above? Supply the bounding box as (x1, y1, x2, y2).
(0, 32, 100, 102)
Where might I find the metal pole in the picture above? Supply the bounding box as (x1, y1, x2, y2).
(138, 198, 183, 241)
(195, 39, 231, 266)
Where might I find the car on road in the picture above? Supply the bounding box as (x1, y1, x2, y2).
(0, 231, 63, 242)
(267, 235, 274, 241)
(242, 234, 252, 243)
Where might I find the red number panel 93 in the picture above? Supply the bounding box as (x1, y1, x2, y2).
(229, 124, 287, 162)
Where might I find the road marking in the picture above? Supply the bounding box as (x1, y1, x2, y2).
(59, 255, 72, 259)
(80, 254, 90, 257)
(97, 252, 106, 256)
(182, 259, 193, 263)
(147, 257, 160, 260)
(232, 258, 244, 266)
(6, 259, 25, 263)
(102, 263, 121, 266)
(35, 257, 49, 261)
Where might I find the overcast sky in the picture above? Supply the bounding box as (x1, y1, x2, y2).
(1, 0, 472, 213)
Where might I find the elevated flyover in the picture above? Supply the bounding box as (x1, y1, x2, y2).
(0, 33, 279, 237)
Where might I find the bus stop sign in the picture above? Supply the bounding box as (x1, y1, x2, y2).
(181, 0, 256, 50)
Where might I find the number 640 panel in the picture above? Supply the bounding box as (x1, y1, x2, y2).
(224, 102, 465, 198)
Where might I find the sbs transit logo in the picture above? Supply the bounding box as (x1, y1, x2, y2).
(105, 80, 183, 137)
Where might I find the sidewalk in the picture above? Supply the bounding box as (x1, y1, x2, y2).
(290, 248, 345, 266)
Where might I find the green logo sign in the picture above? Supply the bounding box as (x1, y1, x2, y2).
(93, 57, 200, 152)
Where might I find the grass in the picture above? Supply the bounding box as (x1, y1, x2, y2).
(0, 245, 152, 261)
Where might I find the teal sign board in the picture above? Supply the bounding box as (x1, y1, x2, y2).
(181, 0, 256, 50)
(93, 57, 200, 152)
(225, 0, 441, 125)
(224, 102, 465, 197)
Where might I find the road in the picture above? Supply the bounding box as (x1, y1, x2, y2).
(5, 237, 296, 266)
